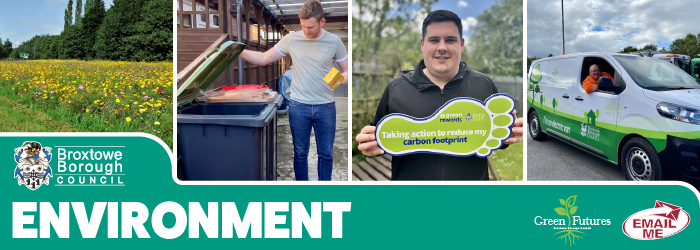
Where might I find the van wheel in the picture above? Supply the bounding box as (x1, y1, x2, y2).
(621, 137, 662, 181)
(528, 110, 547, 140)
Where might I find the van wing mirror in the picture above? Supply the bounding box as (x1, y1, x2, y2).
(597, 76, 621, 94)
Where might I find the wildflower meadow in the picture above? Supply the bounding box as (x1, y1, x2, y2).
(0, 60, 172, 147)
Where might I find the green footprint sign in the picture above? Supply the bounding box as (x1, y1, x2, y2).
(375, 94, 515, 157)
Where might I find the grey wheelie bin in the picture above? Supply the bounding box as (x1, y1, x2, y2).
(176, 41, 281, 181)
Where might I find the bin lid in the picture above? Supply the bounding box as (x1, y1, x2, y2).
(177, 41, 246, 107)
(200, 90, 278, 103)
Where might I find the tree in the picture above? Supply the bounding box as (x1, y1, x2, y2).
(94, 0, 146, 60)
(81, 0, 105, 59)
(75, 0, 83, 24)
(540, 95, 544, 109)
(552, 98, 557, 114)
(619, 45, 637, 53)
(640, 44, 657, 51)
(353, 0, 437, 76)
(669, 32, 700, 56)
(64, 0, 73, 29)
(122, 0, 173, 61)
(527, 56, 541, 67)
(547, 54, 553, 57)
(59, 24, 85, 59)
(0, 35, 10, 59)
(466, 0, 523, 76)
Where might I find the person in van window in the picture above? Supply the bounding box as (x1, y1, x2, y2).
(239, 0, 348, 181)
(355, 10, 523, 180)
(583, 64, 614, 93)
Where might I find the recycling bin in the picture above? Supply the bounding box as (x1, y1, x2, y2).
(176, 41, 280, 181)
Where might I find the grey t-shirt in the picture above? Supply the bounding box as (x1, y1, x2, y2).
(275, 30, 348, 104)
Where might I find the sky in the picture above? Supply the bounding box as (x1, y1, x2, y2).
(352, 0, 498, 46)
(528, 0, 700, 58)
(0, 0, 114, 48)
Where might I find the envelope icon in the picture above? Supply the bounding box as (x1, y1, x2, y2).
(653, 201, 682, 221)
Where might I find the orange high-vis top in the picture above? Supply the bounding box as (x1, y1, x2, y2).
(582, 72, 614, 93)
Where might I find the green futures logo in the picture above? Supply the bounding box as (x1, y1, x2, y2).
(534, 196, 611, 246)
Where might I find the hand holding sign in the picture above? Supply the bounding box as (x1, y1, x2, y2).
(356, 126, 384, 156)
(505, 110, 524, 145)
(374, 94, 516, 157)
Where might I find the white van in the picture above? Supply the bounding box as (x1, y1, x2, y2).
(527, 52, 700, 185)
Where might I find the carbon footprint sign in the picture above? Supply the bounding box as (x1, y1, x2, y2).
(375, 94, 515, 157)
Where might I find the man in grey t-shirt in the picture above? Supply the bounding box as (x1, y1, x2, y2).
(239, 0, 348, 181)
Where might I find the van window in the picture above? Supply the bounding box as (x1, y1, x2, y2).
(614, 55, 700, 91)
(581, 57, 616, 90)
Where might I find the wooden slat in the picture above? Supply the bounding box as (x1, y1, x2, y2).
(382, 154, 392, 162)
(357, 161, 388, 181)
(365, 157, 391, 179)
(177, 33, 228, 83)
(374, 155, 391, 170)
(351, 163, 371, 181)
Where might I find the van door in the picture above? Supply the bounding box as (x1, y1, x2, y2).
(571, 56, 621, 160)
(536, 57, 577, 141)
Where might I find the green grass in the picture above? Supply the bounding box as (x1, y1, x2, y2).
(0, 95, 77, 132)
(490, 141, 523, 181)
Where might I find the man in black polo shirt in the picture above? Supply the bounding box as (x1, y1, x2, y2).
(355, 10, 524, 180)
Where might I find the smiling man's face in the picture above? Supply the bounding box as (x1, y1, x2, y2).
(421, 21, 464, 78)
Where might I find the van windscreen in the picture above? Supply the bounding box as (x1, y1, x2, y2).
(613, 55, 700, 91)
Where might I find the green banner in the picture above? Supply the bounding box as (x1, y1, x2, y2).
(2, 134, 698, 248)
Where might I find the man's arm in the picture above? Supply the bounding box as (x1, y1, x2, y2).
(338, 58, 348, 85)
(582, 77, 595, 93)
(238, 49, 284, 66)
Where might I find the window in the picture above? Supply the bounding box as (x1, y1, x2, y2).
(183, 14, 192, 28)
(213, 15, 219, 26)
(614, 55, 700, 91)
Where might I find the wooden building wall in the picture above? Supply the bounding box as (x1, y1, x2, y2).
(177, 0, 291, 92)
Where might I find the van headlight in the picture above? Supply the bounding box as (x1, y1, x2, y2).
(657, 102, 700, 125)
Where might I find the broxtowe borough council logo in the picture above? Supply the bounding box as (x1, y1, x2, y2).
(14, 141, 53, 190)
(534, 195, 612, 246)
(13, 142, 126, 189)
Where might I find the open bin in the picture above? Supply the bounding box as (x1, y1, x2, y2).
(177, 41, 281, 181)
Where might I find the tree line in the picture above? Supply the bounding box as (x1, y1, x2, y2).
(8, 0, 172, 62)
(528, 30, 700, 66)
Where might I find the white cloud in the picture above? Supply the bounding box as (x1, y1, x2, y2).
(458, 1, 468, 8)
(461, 17, 477, 31)
(527, 0, 700, 58)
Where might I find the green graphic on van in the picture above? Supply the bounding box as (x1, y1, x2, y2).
(585, 109, 599, 126)
(375, 94, 515, 157)
(530, 64, 542, 91)
(549, 66, 560, 85)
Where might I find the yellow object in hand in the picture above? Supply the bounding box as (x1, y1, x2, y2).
(324, 67, 343, 90)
